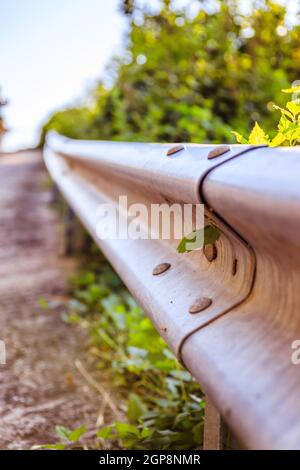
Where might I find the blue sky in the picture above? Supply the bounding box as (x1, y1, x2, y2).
(0, 0, 126, 150)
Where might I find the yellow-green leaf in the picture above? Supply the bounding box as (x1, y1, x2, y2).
(269, 133, 286, 147)
(285, 127, 300, 142)
(248, 122, 269, 145)
(283, 124, 300, 136)
(231, 131, 248, 144)
(286, 100, 300, 116)
(278, 115, 291, 132)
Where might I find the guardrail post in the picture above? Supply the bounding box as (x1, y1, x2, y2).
(64, 205, 75, 256)
(50, 182, 60, 205)
(203, 396, 224, 449)
(203, 396, 241, 449)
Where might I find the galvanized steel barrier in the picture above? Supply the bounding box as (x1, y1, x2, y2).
(44, 132, 300, 450)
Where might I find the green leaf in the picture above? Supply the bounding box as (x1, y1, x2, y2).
(68, 426, 87, 442)
(38, 297, 48, 309)
(115, 422, 140, 437)
(231, 131, 248, 144)
(55, 425, 71, 440)
(177, 231, 200, 253)
(174, 412, 190, 427)
(128, 393, 148, 422)
(177, 225, 220, 253)
(141, 427, 152, 438)
(97, 425, 115, 439)
(204, 225, 221, 245)
(248, 122, 269, 145)
(192, 422, 204, 442)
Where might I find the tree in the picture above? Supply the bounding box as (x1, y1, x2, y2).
(41, 0, 300, 144)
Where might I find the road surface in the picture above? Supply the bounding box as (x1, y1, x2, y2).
(0, 151, 113, 449)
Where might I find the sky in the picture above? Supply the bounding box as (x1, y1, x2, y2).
(1, 0, 297, 151)
(0, 0, 126, 150)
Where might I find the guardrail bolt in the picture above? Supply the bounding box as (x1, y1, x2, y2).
(207, 145, 231, 160)
(152, 262, 171, 276)
(189, 296, 212, 314)
(204, 243, 217, 262)
(166, 144, 185, 156)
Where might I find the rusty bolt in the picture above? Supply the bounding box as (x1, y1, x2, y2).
(189, 296, 212, 314)
(207, 144, 231, 160)
(203, 243, 217, 262)
(152, 262, 171, 276)
(166, 144, 185, 156)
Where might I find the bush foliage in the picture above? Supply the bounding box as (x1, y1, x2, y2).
(41, 0, 300, 145)
(233, 86, 300, 145)
(67, 261, 204, 449)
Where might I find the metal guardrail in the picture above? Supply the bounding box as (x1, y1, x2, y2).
(44, 132, 300, 450)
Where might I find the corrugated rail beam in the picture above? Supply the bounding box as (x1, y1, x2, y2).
(44, 132, 300, 450)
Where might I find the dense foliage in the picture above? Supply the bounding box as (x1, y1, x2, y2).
(69, 261, 204, 449)
(41, 0, 300, 145)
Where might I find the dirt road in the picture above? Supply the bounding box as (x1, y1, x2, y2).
(0, 151, 107, 449)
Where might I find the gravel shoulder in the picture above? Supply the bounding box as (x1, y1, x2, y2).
(0, 151, 114, 449)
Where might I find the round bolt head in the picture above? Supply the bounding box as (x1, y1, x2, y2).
(189, 296, 212, 314)
(203, 243, 217, 262)
(207, 145, 231, 160)
(166, 144, 185, 156)
(152, 262, 171, 276)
